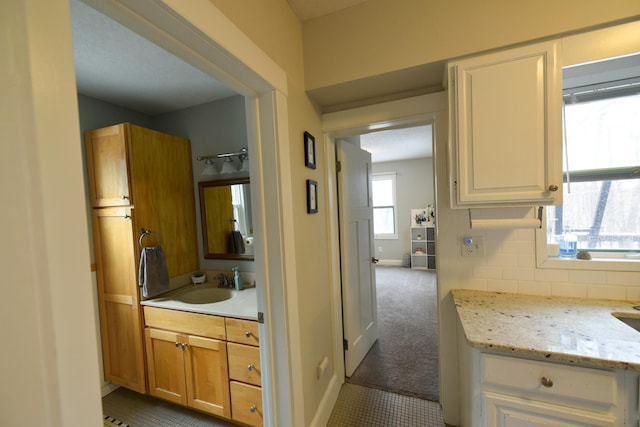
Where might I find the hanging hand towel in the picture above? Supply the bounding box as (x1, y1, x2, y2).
(230, 230, 245, 254)
(138, 245, 170, 298)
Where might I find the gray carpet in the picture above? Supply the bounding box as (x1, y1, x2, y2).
(345, 266, 439, 402)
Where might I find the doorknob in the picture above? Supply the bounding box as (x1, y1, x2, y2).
(372, 257, 379, 264)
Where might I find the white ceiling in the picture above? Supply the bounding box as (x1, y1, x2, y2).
(70, 0, 237, 115)
(360, 125, 433, 163)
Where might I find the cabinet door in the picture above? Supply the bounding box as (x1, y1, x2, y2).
(127, 123, 198, 277)
(449, 40, 562, 207)
(184, 334, 231, 418)
(144, 328, 187, 405)
(93, 207, 146, 393)
(484, 391, 616, 427)
(85, 123, 132, 207)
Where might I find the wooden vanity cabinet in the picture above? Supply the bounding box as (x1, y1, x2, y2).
(86, 123, 199, 393)
(226, 317, 263, 427)
(144, 307, 231, 418)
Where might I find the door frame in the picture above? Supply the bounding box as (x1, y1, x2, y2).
(322, 93, 445, 388)
(23, 0, 300, 425)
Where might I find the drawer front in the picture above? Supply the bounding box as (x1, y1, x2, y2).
(143, 306, 226, 340)
(226, 318, 259, 346)
(481, 353, 618, 408)
(228, 342, 261, 386)
(231, 381, 262, 427)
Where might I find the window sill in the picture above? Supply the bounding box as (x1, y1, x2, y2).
(537, 255, 640, 272)
(374, 235, 398, 240)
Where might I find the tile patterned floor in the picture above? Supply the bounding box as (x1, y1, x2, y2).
(103, 383, 445, 426)
(327, 383, 445, 427)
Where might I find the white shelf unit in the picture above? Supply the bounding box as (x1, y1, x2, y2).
(410, 225, 435, 270)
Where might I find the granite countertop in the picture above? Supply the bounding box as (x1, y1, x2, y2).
(141, 283, 258, 321)
(452, 289, 640, 370)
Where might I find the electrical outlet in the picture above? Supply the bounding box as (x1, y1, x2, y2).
(378, 246, 383, 252)
(462, 236, 484, 257)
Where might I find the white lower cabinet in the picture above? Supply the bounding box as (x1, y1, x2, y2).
(459, 341, 629, 427)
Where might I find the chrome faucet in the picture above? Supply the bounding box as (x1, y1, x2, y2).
(214, 273, 232, 288)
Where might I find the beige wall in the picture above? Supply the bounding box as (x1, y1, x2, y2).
(210, 1, 335, 424)
(303, 0, 640, 91)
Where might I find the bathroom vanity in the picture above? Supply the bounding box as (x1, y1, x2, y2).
(453, 289, 640, 427)
(142, 284, 262, 426)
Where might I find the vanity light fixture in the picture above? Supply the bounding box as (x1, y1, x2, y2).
(197, 148, 248, 175)
(201, 158, 218, 176)
(220, 157, 237, 174)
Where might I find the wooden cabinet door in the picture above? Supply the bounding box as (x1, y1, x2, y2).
(85, 124, 132, 208)
(184, 335, 231, 418)
(93, 207, 146, 393)
(449, 40, 562, 207)
(127, 123, 198, 277)
(145, 328, 187, 405)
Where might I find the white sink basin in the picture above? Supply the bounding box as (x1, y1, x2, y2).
(173, 287, 234, 304)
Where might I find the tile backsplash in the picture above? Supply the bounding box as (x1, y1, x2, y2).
(455, 210, 640, 301)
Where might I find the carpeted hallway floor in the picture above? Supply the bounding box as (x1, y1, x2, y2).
(345, 266, 439, 402)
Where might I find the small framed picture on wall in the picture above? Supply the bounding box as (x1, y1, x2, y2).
(304, 131, 316, 169)
(307, 179, 318, 213)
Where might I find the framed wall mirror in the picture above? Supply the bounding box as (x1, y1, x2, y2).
(198, 178, 254, 260)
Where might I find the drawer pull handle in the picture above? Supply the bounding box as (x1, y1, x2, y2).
(541, 376, 553, 388)
(250, 405, 257, 413)
(548, 185, 559, 192)
(245, 331, 253, 338)
(247, 364, 255, 371)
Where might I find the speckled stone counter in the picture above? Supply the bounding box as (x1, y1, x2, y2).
(452, 289, 640, 370)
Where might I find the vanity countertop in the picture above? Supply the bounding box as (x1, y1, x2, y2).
(452, 289, 640, 370)
(141, 284, 258, 321)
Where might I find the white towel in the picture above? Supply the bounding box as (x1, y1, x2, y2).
(138, 246, 170, 298)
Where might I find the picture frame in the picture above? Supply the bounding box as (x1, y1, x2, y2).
(304, 131, 316, 169)
(306, 179, 318, 214)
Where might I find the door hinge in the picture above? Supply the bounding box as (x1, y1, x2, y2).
(336, 161, 342, 172)
(257, 312, 264, 324)
(343, 339, 348, 350)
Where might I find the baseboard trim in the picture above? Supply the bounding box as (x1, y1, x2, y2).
(101, 382, 119, 397)
(377, 259, 403, 266)
(309, 373, 343, 427)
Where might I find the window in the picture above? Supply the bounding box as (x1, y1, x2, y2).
(543, 54, 640, 265)
(372, 173, 397, 239)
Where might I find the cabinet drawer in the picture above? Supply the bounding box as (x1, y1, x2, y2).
(226, 318, 259, 346)
(228, 342, 261, 386)
(230, 381, 262, 427)
(143, 306, 226, 340)
(481, 353, 617, 408)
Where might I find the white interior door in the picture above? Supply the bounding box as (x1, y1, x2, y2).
(337, 140, 378, 377)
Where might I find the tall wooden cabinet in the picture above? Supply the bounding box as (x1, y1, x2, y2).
(448, 39, 563, 208)
(86, 123, 199, 393)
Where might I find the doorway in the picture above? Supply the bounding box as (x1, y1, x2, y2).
(332, 123, 440, 402)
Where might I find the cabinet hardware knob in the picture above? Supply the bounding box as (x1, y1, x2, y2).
(247, 364, 254, 371)
(175, 342, 180, 347)
(245, 331, 253, 338)
(123, 214, 130, 219)
(541, 376, 553, 388)
(250, 405, 257, 413)
(181, 343, 187, 349)
(121, 195, 129, 200)
(548, 185, 559, 192)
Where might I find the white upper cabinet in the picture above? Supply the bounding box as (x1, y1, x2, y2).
(448, 40, 563, 207)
